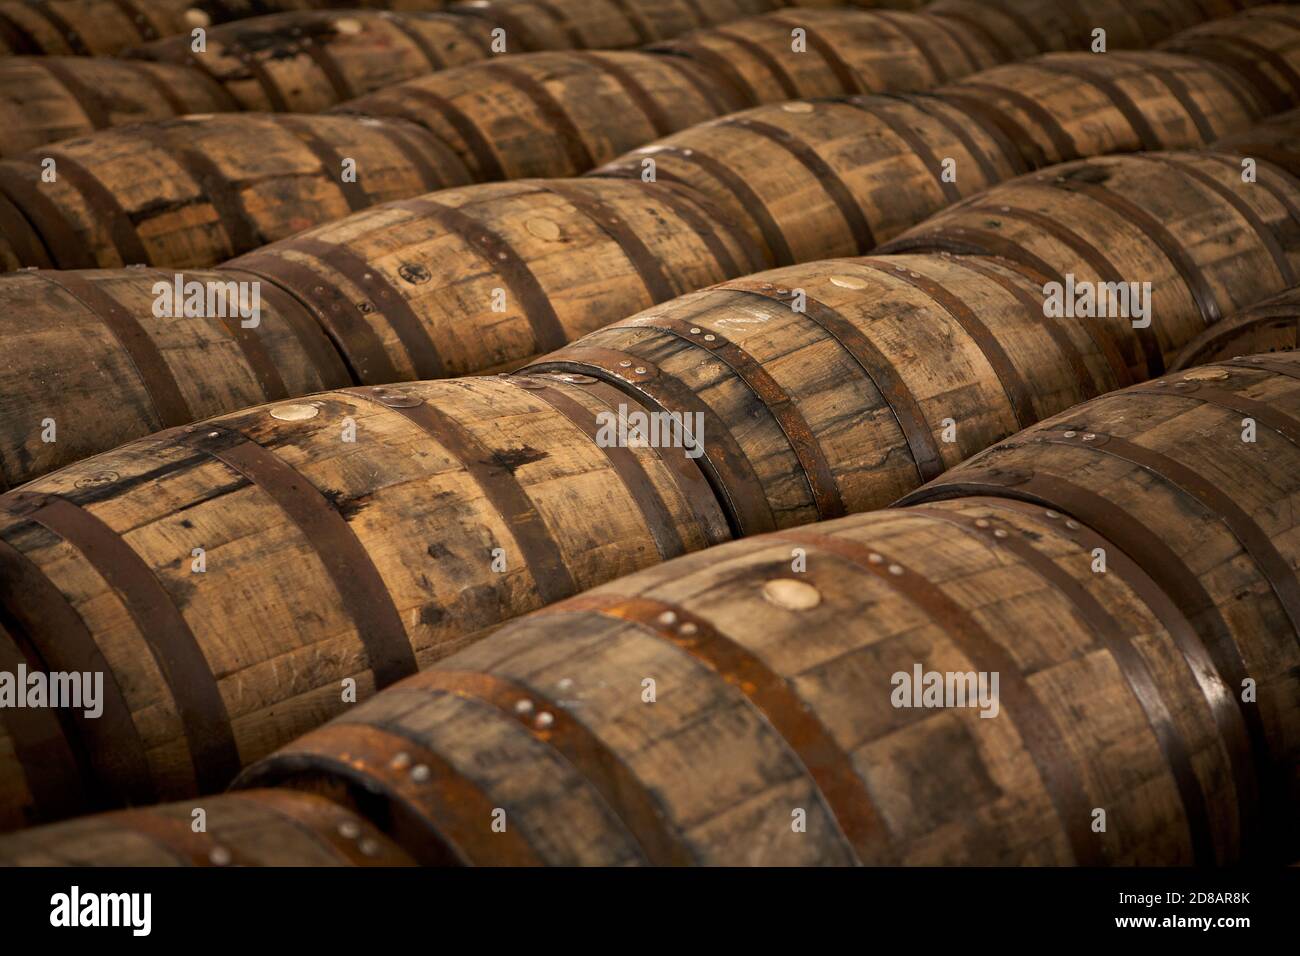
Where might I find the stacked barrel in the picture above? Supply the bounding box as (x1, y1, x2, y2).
(0, 0, 1298, 866)
(4, 2, 1296, 484)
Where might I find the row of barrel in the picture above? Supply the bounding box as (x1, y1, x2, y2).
(1, 3, 1298, 491)
(0, 0, 1285, 156)
(0, 0, 830, 58)
(1, 339, 1297, 864)
(1, 103, 1299, 850)
(0, 0, 1262, 61)
(0, 0, 1297, 864)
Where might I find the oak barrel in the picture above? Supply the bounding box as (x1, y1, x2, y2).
(0, 790, 413, 866)
(1171, 287, 1300, 369)
(933, 51, 1265, 170)
(229, 354, 1300, 865)
(0, 112, 474, 271)
(1159, 4, 1300, 114)
(0, 267, 351, 489)
(124, 10, 499, 113)
(0, 56, 234, 158)
(879, 151, 1300, 380)
(524, 254, 1139, 535)
(648, 7, 1003, 106)
(592, 46, 1261, 270)
(227, 178, 760, 381)
(335, 50, 743, 182)
(0, 374, 727, 830)
(899, 352, 1300, 857)
(591, 94, 1022, 268)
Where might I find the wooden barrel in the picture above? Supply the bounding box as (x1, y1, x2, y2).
(0, 55, 234, 159)
(1214, 106, 1300, 176)
(524, 253, 1147, 536)
(901, 352, 1300, 849)
(934, 51, 1265, 170)
(335, 50, 743, 182)
(0, 790, 413, 865)
(0, 374, 728, 829)
(0, 0, 328, 56)
(124, 10, 498, 113)
(1160, 4, 1300, 114)
(880, 151, 1300, 380)
(232, 355, 1300, 865)
(228, 178, 760, 381)
(591, 49, 1263, 267)
(648, 7, 1004, 107)
(0, 267, 351, 489)
(930, 0, 1241, 61)
(450, 0, 784, 52)
(1171, 287, 1300, 369)
(591, 95, 1022, 268)
(0, 112, 473, 270)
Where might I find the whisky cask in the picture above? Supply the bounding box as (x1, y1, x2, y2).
(0, 374, 728, 829)
(591, 49, 1266, 268)
(524, 253, 1139, 536)
(1160, 4, 1300, 113)
(234, 354, 1300, 865)
(451, 0, 784, 52)
(933, 51, 1265, 170)
(591, 94, 1021, 267)
(124, 10, 498, 113)
(1171, 286, 1300, 369)
(648, 7, 1003, 106)
(0, 56, 234, 158)
(930, 0, 1245, 61)
(0, 790, 413, 866)
(0, 267, 351, 489)
(335, 50, 742, 182)
(229, 178, 760, 381)
(0, 112, 473, 270)
(900, 352, 1300, 853)
(880, 151, 1300, 380)
(0, 0, 327, 56)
